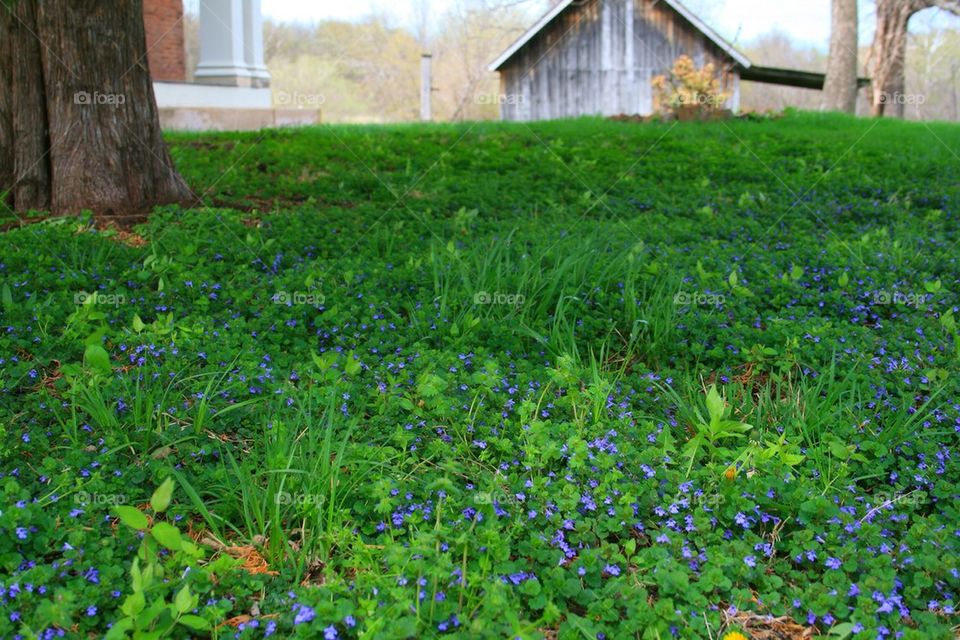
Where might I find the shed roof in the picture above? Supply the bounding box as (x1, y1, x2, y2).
(488, 0, 752, 72)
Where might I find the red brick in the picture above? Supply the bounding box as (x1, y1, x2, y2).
(143, 0, 185, 82)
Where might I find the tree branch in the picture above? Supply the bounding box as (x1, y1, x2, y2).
(930, 0, 960, 14)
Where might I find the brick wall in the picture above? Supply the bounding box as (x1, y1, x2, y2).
(143, 0, 186, 82)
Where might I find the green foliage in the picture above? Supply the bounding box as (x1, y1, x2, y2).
(106, 479, 228, 639)
(674, 384, 754, 476)
(2, 113, 959, 639)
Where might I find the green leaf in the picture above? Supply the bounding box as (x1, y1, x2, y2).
(705, 385, 725, 423)
(829, 622, 855, 638)
(728, 270, 738, 286)
(174, 585, 195, 614)
(150, 477, 175, 513)
(83, 344, 112, 375)
(790, 264, 803, 280)
(838, 271, 849, 287)
(344, 355, 362, 376)
(131, 557, 143, 591)
(828, 440, 849, 460)
(121, 590, 146, 617)
(132, 313, 146, 333)
(941, 309, 956, 333)
(179, 615, 211, 630)
(1, 283, 12, 310)
(717, 419, 752, 434)
(520, 578, 541, 596)
(136, 597, 167, 628)
(151, 522, 182, 550)
(312, 350, 337, 371)
(179, 539, 204, 559)
(104, 617, 133, 640)
(114, 506, 149, 530)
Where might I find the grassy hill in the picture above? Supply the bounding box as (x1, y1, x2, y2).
(1, 112, 959, 639)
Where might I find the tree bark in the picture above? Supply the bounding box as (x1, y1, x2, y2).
(0, 5, 12, 206)
(869, 0, 960, 117)
(822, 0, 859, 113)
(11, 0, 52, 211)
(3, 0, 191, 223)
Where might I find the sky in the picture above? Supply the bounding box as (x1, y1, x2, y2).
(259, 0, 840, 47)
(186, 0, 960, 51)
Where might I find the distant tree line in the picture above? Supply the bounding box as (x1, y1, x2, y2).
(178, 0, 960, 123)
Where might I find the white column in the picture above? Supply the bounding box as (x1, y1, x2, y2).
(625, 0, 635, 114)
(243, 0, 270, 87)
(195, 0, 253, 86)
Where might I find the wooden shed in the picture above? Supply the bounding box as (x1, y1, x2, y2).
(489, 0, 851, 121)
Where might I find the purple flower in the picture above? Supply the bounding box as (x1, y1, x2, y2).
(825, 557, 842, 570)
(293, 604, 316, 625)
(323, 625, 338, 639)
(603, 564, 621, 576)
(744, 555, 757, 568)
(437, 614, 460, 632)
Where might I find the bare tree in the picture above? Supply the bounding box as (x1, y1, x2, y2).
(741, 32, 826, 113)
(0, 0, 190, 222)
(869, 0, 960, 116)
(822, 0, 859, 112)
(435, 0, 537, 121)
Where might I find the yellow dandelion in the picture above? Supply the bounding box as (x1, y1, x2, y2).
(721, 632, 748, 640)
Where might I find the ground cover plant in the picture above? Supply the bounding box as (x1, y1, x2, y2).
(1, 111, 959, 639)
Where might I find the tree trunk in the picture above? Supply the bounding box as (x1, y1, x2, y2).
(869, 0, 960, 117)
(3, 0, 191, 223)
(822, 0, 859, 113)
(870, 0, 917, 117)
(0, 5, 12, 207)
(11, 0, 52, 211)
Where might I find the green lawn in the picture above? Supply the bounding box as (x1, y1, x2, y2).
(1, 112, 959, 639)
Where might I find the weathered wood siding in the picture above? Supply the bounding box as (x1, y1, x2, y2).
(499, 0, 739, 120)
